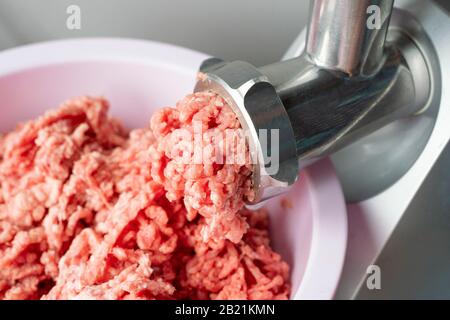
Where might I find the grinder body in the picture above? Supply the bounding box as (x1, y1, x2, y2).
(195, 0, 438, 204)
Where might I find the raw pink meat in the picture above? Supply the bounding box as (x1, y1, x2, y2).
(0, 94, 289, 300)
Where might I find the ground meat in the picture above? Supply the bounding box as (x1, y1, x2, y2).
(0, 94, 289, 300)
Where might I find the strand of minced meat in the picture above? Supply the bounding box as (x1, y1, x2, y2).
(0, 94, 289, 300)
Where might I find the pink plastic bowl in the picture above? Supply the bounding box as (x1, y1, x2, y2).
(0, 38, 347, 299)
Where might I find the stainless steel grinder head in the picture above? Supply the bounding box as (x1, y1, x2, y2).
(194, 59, 299, 204)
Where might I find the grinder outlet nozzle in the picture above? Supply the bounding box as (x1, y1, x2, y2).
(195, 60, 299, 204)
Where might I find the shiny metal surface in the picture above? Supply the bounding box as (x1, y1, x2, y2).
(332, 8, 441, 201)
(306, 0, 394, 76)
(259, 37, 428, 164)
(195, 60, 299, 203)
(195, 0, 437, 203)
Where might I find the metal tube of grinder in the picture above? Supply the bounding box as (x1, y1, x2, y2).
(306, 0, 394, 76)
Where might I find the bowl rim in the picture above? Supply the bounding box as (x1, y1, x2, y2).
(0, 37, 210, 76)
(0, 38, 348, 300)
